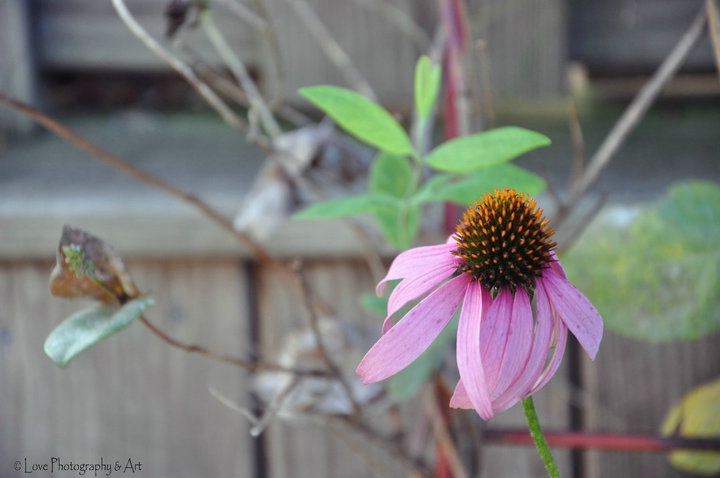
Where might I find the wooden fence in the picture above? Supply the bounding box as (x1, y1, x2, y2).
(1, 142, 718, 477)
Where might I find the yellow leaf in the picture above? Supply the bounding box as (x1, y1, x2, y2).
(661, 378, 720, 475)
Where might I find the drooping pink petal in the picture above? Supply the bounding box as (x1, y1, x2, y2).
(489, 290, 535, 402)
(449, 379, 472, 408)
(547, 250, 567, 280)
(528, 279, 569, 395)
(478, 289, 513, 392)
(492, 285, 554, 411)
(376, 243, 458, 296)
(540, 269, 603, 359)
(386, 256, 460, 318)
(455, 281, 493, 419)
(357, 274, 470, 384)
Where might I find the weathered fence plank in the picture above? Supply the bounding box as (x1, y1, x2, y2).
(583, 331, 720, 478)
(0, 258, 254, 477)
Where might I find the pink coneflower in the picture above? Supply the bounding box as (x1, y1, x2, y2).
(356, 188, 603, 420)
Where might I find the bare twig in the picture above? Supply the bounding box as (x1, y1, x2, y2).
(294, 266, 362, 416)
(0, 94, 287, 271)
(198, 7, 282, 138)
(706, 0, 720, 78)
(287, 0, 377, 100)
(565, 7, 707, 207)
(331, 416, 433, 477)
(350, 0, 430, 48)
(474, 39, 495, 130)
(140, 315, 327, 376)
(425, 384, 468, 478)
(110, 0, 247, 134)
(566, 96, 586, 189)
(214, 0, 267, 30)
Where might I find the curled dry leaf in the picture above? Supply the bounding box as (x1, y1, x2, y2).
(252, 318, 385, 429)
(49, 226, 139, 304)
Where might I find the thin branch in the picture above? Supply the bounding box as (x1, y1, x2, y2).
(707, 0, 720, 79)
(110, 0, 248, 134)
(565, 7, 707, 206)
(0, 94, 287, 273)
(287, 0, 377, 100)
(198, 7, 282, 138)
(425, 383, 468, 478)
(350, 0, 430, 48)
(294, 265, 362, 416)
(331, 416, 433, 478)
(139, 315, 327, 377)
(214, 0, 267, 30)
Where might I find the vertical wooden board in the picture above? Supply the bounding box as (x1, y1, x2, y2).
(36, 0, 259, 69)
(470, 0, 567, 99)
(0, 0, 36, 135)
(257, 260, 411, 477)
(481, 361, 572, 477)
(583, 331, 720, 477)
(0, 258, 255, 477)
(263, 0, 430, 107)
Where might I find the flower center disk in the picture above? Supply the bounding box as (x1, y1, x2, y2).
(453, 188, 557, 293)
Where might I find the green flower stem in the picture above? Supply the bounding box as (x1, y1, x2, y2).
(522, 397, 560, 478)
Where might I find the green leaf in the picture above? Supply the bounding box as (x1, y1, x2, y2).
(414, 55, 441, 120)
(293, 193, 394, 220)
(299, 86, 414, 156)
(661, 378, 720, 475)
(369, 152, 415, 198)
(563, 181, 720, 342)
(387, 311, 458, 401)
(426, 127, 551, 173)
(658, 181, 720, 250)
(373, 201, 421, 250)
(414, 164, 546, 206)
(44, 296, 155, 368)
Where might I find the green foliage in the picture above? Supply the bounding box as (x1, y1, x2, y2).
(299, 85, 414, 156)
(292, 193, 395, 219)
(414, 55, 441, 120)
(425, 127, 551, 173)
(44, 296, 155, 368)
(661, 378, 720, 475)
(415, 164, 547, 206)
(369, 152, 419, 249)
(564, 181, 720, 342)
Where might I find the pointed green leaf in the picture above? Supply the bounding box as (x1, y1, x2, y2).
(369, 152, 415, 198)
(414, 164, 546, 206)
(44, 296, 155, 368)
(426, 127, 551, 173)
(293, 193, 394, 220)
(414, 55, 441, 120)
(299, 86, 414, 156)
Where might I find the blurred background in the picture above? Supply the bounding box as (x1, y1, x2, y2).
(1, 0, 719, 477)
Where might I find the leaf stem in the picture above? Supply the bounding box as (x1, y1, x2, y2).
(522, 397, 561, 478)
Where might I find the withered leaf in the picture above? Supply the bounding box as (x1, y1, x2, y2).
(49, 226, 139, 304)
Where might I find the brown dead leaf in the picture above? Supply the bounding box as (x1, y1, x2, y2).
(49, 226, 139, 304)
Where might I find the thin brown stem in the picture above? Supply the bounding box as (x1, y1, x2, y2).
(0, 94, 288, 272)
(294, 266, 362, 416)
(139, 314, 327, 377)
(565, 6, 707, 208)
(331, 415, 433, 478)
(111, 0, 247, 134)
